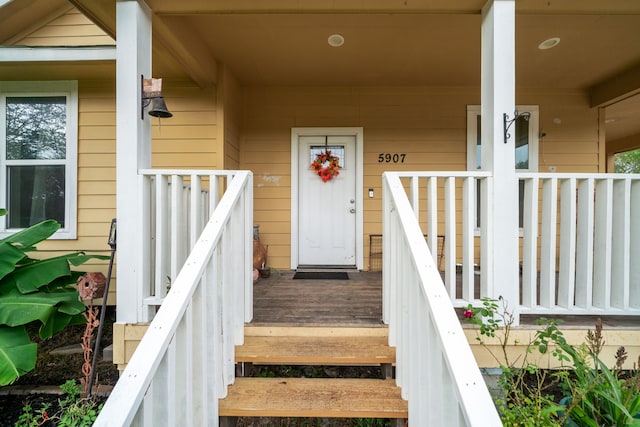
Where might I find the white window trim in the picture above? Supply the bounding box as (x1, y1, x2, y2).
(0, 81, 78, 239)
(466, 105, 539, 236)
(466, 105, 539, 172)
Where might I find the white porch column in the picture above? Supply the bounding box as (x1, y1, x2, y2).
(480, 0, 520, 322)
(116, 0, 153, 322)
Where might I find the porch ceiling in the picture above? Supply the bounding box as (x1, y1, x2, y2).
(144, 1, 640, 144)
(158, 3, 640, 144)
(5, 0, 640, 144)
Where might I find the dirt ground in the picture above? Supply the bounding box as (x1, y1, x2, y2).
(0, 307, 117, 426)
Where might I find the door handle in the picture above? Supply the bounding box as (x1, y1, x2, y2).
(349, 208, 356, 214)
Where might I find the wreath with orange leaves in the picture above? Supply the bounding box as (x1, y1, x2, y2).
(310, 150, 341, 182)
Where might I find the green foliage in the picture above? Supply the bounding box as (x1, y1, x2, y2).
(614, 148, 640, 174)
(465, 299, 640, 426)
(15, 380, 102, 427)
(0, 216, 108, 386)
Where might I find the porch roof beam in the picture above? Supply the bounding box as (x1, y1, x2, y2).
(589, 62, 640, 108)
(152, 15, 217, 87)
(70, 0, 217, 87)
(146, 0, 640, 14)
(0, 46, 116, 62)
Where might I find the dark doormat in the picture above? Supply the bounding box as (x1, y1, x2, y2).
(293, 271, 349, 280)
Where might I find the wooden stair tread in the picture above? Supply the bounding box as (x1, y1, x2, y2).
(236, 335, 395, 364)
(219, 377, 407, 418)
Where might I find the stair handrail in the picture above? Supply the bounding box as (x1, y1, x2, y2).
(382, 172, 501, 426)
(94, 171, 253, 427)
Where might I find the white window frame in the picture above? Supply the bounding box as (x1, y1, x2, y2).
(466, 105, 539, 235)
(0, 81, 78, 239)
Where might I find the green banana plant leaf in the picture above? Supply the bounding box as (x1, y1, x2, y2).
(40, 311, 86, 341)
(5, 252, 109, 294)
(0, 220, 59, 251)
(0, 242, 26, 282)
(0, 214, 108, 384)
(0, 290, 84, 327)
(9, 257, 72, 294)
(0, 325, 37, 386)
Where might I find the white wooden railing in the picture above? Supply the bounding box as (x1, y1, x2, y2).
(383, 172, 501, 426)
(94, 171, 253, 427)
(390, 171, 492, 306)
(519, 173, 640, 315)
(386, 171, 640, 321)
(139, 170, 238, 312)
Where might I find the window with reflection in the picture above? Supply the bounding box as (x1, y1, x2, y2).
(1, 82, 77, 238)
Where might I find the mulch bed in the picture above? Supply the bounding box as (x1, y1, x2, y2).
(0, 307, 118, 426)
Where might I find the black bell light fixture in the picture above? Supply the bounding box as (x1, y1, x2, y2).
(141, 75, 173, 119)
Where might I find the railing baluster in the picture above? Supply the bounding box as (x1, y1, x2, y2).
(155, 175, 170, 300)
(479, 177, 492, 299)
(594, 179, 613, 309)
(191, 282, 205, 427)
(540, 177, 558, 308)
(171, 175, 186, 284)
(611, 178, 631, 309)
(521, 176, 538, 307)
(444, 177, 456, 298)
(576, 178, 595, 309)
(167, 339, 177, 427)
(426, 177, 438, 264)
(462, 176, 475, 302)
(410, 176, 420, 221)
(189, 175, 202, 251)
(558, 178, 577, 308)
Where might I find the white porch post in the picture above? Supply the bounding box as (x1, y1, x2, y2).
(116, 0, 153, 322)
(480, 0, 520, 322)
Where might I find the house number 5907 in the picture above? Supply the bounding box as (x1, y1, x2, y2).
(378, 153, 406, 163)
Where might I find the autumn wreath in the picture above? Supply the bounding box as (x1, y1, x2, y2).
(310, 150, 341, 182)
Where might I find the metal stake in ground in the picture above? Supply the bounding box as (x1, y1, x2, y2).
(86, 219, 117, 398)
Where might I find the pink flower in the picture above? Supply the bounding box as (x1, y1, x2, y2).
(463, 309, 474, 319)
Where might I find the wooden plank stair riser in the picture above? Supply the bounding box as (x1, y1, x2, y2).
(243, 325, 389, 337)
(236, 335, 395, 364)
(219, 378, 407, 419)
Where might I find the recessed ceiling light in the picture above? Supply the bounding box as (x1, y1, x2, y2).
(538, 37, 560, 50)
(328, 34, 345, 47)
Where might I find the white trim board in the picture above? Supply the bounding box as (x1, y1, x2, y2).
(0, 46, 116, 62)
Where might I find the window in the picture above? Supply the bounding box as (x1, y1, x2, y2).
(466, 105, 539, 231)
(1, 81, 78, 239)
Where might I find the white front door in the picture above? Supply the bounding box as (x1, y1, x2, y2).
(297, 134, 357, 267)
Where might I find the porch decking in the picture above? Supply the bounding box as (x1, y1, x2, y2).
(252, 270, 384, 325)
(252, 270, 640, 328)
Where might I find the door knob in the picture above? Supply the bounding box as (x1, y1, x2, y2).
(349, 208, 356, 213)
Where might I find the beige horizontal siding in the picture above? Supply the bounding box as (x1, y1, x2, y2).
(242, 86, 600, 271)
(34, 78, 218, 306)
(16, 9, 114, 46)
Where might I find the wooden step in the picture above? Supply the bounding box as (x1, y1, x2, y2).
(237, 325, 394, 365)
(236, 335, 395, 365)
(219, 377, 407, 418)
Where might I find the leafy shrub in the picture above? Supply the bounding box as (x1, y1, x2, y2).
(16, 379, 102, 427)
(465, 298, 640, 426)
(0, 211, 107, 386)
